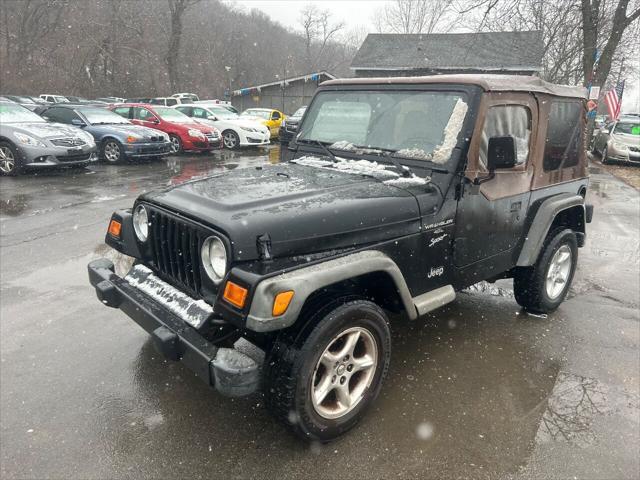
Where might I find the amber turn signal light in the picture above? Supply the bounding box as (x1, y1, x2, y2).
(108, 219, 122, 238)
(272, 290, 294, 317)
(223, 281, 248, 309)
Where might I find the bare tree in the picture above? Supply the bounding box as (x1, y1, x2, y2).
(582, 0, 640, 89)
(166, 0, 202, 92)
(374, 0, 455, 34)
(299, 4, 345, 71)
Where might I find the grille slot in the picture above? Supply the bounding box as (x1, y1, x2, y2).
(149, 208, 204, 296)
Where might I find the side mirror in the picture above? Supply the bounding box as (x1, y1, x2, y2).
(207, 115, 218, 121)
(71, 118, 86, 127)
(152, 118, 160, 124)
(487, 136, 517, 171)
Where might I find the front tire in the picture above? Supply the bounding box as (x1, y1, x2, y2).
(0, 141, 22, 176)
(514, 228, 578, 313)
(263, 298, 391, 442)
(169, 135, 182, 154)
(101, 139, 123, 164)
(222, 130, 240, 150)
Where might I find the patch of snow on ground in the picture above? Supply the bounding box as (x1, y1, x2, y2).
(431, 98, 469, 164)
(125, 264, 212, 328)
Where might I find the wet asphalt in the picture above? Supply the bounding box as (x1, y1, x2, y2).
(1, 146, 639, 479)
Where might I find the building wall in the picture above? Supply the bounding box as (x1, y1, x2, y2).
(353, 68, 538, 78)
(232, 79, 321, 115)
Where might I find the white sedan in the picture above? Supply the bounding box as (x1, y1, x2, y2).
(172, 104, 270, 149)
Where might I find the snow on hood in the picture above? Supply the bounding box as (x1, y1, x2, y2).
(10, 122, 85, 139)
(291, 155, 429, 186)
(396, 98, 469, 164)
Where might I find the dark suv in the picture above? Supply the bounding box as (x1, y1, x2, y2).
(88, 75, 593, 442)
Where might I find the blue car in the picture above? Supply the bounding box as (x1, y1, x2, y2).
(39, 104, 172, 163)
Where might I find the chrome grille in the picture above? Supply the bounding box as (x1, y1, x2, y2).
(51, 137, 86, 147)
(148, 207, 204, 296)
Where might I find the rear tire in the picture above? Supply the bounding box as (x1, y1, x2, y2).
(263, 298, 391, 442)
(0, 141, 22, 176)
(514, 228, 578, 313)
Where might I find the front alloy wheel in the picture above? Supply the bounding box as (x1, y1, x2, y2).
(311, 327, 378, 419)
(102, 140, 122, 163)
(0, 142, 20, 175)
(169, 135, 182, 154)
(264, 298, 390, 442)
(223, 130, 239, 149)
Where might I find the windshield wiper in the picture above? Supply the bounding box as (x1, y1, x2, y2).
(297, 138, 338, 163)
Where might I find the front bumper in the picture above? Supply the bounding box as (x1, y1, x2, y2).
(239, 130, 270, 146)
(184, 136, 222, 151)
(88, 258, 261, 397)
(607, 142, 640, 164)
(20, 143, 98, 167)
(124, 141, 172, 158)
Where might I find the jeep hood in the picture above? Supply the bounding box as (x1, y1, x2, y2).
(142, 163, 424, 261)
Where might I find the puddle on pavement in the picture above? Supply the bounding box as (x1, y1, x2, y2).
(534, 372, 639, 448)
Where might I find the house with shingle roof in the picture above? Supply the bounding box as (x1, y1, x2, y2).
(351, 31, 543, 77)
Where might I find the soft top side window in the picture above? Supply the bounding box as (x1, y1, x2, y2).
(543, 100, 583, 171)
(479, 105, 531, 167)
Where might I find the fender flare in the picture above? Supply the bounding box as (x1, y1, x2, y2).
(245, 250, 418, 332)
(516, 194, 586, 267)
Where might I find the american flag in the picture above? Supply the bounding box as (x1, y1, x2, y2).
(604, 80, 625, 120)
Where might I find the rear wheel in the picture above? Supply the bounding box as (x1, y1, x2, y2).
(263, 298, 391, 442)
(222, 130, 240, 150)
(169, 135, 182, 154)
(514, 228, 578, 313)
(101, 140, 123, 163)
(0, 141, 21, 176)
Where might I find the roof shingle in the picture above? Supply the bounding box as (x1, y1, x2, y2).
(351, 31, 543, 72)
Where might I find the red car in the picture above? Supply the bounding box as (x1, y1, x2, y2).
(109, 103, 222, 154)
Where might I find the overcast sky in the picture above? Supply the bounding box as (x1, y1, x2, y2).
(231, 0, 639, 112)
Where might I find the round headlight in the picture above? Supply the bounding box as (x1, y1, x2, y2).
(201, 236, 227, 283)
(133, 204, 148, 242)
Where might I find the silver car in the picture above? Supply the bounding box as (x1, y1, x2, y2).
(592, 118, 640, 165)
(0, 101, 97, 175)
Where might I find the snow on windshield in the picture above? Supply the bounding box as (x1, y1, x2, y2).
(396, 98, 469, 164)
(291, 155, 430, 186)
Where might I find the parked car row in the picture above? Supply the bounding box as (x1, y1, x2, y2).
(1, 89, 306, 174)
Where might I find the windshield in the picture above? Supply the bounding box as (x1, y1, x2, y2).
(298, 90, 468, 162)
(0, 103, 46, 123)
(291, 107, 306, 118)
(242, 109, 270, 119)
(154, 106, 194, 123)
(614, 122, 640, 135)
(209, 107, 238, 119)
(78, 107, 130, 124)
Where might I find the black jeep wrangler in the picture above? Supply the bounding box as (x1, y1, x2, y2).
(89, 75, 593, 441)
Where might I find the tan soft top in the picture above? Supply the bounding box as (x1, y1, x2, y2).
(321, 74, 586, 99)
